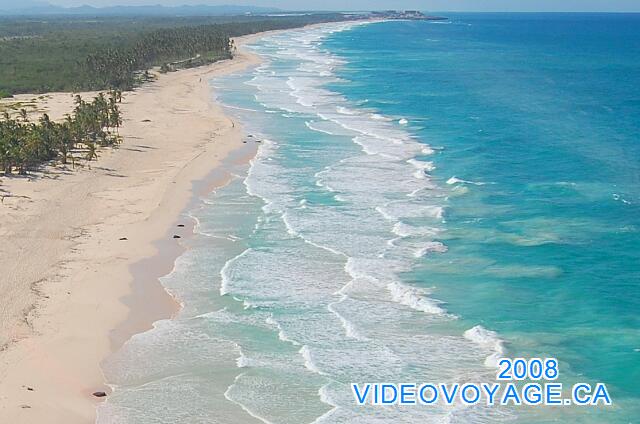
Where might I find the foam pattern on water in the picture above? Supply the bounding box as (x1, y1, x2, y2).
(214, 23, 510, 422)
(98, 22, 512, 423)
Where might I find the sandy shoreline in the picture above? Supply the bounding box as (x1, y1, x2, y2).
(0, 34, 263, 423)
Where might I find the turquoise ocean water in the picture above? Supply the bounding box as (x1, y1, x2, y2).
(98, 14, 640, 423)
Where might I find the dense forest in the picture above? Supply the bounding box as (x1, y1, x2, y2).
(0, 92, 122, 174)
(83, 25, 232, 90)
(0, 14, 348, 96)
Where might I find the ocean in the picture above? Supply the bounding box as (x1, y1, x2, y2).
(98, 14, 640, 423)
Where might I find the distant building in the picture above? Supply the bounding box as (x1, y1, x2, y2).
(369, 10, 447, 21)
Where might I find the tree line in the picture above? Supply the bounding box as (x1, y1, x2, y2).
(82, 17, 349, 91)
(84, 25, 232, 90)
(0, 91, 122, 175)
(0, 14, 349, 97)
(0, 14, 350, 177)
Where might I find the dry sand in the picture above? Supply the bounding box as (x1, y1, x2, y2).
(0, 35, 263, 423)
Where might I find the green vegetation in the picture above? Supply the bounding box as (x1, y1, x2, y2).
(0, 14, 347, 96)
(84, 25, 232, 90)
(0, 91, 122, 174)
(0, 13, 348, 176)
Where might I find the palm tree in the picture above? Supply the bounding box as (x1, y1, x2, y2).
(85, 141, 98, 162)
(0, 92, 126, 175)
(55, 119, 73, 165)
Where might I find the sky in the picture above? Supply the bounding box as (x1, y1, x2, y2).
(3, 0, 640, 12)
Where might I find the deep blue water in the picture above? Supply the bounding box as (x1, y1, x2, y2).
(99, 14, 640, 424)
(323, 13, 640, 420)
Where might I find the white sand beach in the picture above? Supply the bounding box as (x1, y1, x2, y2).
(0, 35, 262, 423)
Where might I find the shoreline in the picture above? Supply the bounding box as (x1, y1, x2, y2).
(0, 33, 263, 423)
(107, 22, 369, 354)
(108, 29, 270, 374)
(110, 139, 258, 352)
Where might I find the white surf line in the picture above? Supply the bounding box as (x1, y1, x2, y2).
(223, 372, 277, 424)
(309, 384, 340, 424)
(222, 64, 366, 417)
(283, 20, 458, 326)
(266, 314, 300, 346)
(463, 325, 507, 368)
(279, 208, 367, 342)
(219, 247, 251, 296)
(223, 20, 509, 423)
